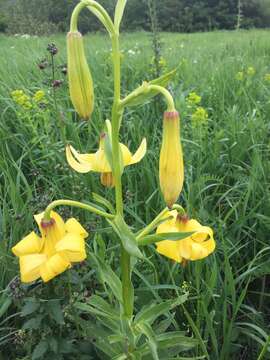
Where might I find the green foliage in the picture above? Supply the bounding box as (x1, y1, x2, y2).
(0, 28, 270, 359)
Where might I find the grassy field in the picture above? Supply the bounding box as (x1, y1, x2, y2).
(0, 29, 270, 359)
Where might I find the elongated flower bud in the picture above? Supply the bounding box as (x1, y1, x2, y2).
(67, 31, 94, 119)
(159, 111, 184, 207)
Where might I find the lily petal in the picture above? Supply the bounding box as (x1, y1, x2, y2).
(55, 233, 86, 262)
(40, 253, 70, 282)
(120, 144, 133, 165)
(156, 240, 182, 263)
(19, 254, 47, 283)
(34, 211, 66, 257)
(65, 218, 88, 238)
(129, 138, 147, 165)
(12, 232, 43, 257)
(66, 145, 93, 173)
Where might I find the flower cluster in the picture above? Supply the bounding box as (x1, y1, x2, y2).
(11, 89, 47, 110)
(11, 90, 32, 110)
(235, 66, 256, 81)
(191, 106, 208, 126)
(187, 92, 201, 105)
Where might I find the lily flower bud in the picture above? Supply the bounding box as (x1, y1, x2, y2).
(67, 31, 94, 119)
(159, 110, 184, 207)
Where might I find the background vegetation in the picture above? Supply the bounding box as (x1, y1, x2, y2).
(0, 28, 270, 359)
(0, 0, 270, 35)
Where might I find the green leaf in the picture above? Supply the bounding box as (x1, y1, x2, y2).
(0, 296, 12, 318)
(89, 253, 122, 302)
(21, 300, 40, 317)
(104, 122, 114, 172)
(32, 340, 48, 360)
(23, 315, 43, 330)
(46, 300, 64, 325)
(123, 68, 177, 108)
(137, 323, 159, 360)
(92, 192, 115, 214)
(135, 294, 188, 326)
(114, 0, 127, 30)
(111, 215, 143, 259)
(138, 232, 194, 246)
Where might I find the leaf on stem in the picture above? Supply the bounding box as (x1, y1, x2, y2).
(111, 215, 143, 259)
(122, 68, 177, 108)
(114, 0, 127, 31)
(138, 232, 194, 246)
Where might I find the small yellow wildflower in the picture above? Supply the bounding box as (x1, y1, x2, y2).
(235, 71, 244, 81)
(264, 73, 270, 82)
(187, 92, 201, 105)
(246, 66, 255, 76)
(191, 107, 208, 126)
(33, 90, 45, 103)
(11, 90, 32, 109)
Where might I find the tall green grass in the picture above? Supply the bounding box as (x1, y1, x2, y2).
(0, 30, 270, 359)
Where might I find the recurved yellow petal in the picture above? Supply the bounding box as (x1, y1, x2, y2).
(12, 232, 43, 257)
(55, 233, 86, 262)
(129, 138, 147, 165)
(19, 254, 47, 283)
(40, 253, 70, 282)
(66, 145, 93, 173)
(65, 218, 88, 238)
(120, 144, 133, 165)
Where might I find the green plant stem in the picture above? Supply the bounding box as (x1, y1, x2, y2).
(70, 0, 114, 33)
(136, 207, 169, 240)
(111, 33, 133, 319)
(43, 199, 114, 221)
(148, 84, 175, 111)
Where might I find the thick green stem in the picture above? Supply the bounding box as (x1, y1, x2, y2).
(111, 33, 133, 318)
(43, 200, 114, 221)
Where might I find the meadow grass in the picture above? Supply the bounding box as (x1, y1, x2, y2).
(0, 29, 270, 359)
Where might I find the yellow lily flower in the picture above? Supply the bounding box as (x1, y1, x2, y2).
(156, 210, 215, 264)
(12, 211, 88, 283)
(66, 133, 147, 187)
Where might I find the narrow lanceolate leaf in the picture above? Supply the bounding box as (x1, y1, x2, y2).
(134, 294, 188, 325)
(114, 0, 127, 31)
(88, 253, 122, 302)
(111, 215, 143, 259)
(122, 68, 177, 108)
(137, 323, 159, 360)
(138, 232, 194, 246)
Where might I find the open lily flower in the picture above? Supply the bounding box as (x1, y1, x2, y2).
(12, 211, 88, 283)
(156, 210, 215, 264)
(66, 133, 147, 187)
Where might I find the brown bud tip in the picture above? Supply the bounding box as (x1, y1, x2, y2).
(41, 218, 55, 229)
(164, 111, 179, 120)
(177, 214, 189, 224)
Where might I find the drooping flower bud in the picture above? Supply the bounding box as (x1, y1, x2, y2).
(159, 111, 184, 207)
(67, 31, 94, 120)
